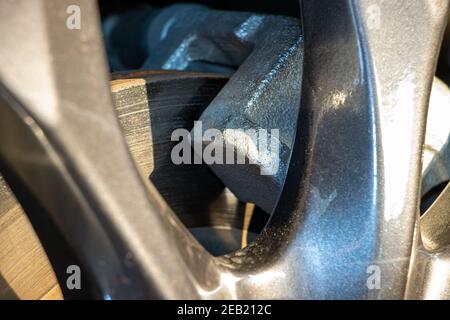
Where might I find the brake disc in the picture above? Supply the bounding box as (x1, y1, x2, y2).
(110, 70, 268, 256)
(0, 0, 449, 300)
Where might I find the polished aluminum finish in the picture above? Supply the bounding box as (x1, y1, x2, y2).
(0, 0, 449, 300)
(421, 183, 450, 251)
(406, 244, 450, 299)
(407, 181, 450, 299)
(422, 78, 450, 196)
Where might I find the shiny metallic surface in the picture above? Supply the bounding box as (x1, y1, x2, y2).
(409, 178, 450, 300)
(0, 0, 449, 300)
(420, 182, 450, 252)
(405, 75, 450, 301)
(0, 0, 216, 299)
(209, 0, 449, 299)
(422, 78, 450, 196)
(406, 166, 450, 300)
(406, 242, 450, 299)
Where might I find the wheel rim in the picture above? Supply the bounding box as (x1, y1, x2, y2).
(0, 0, 448, 299)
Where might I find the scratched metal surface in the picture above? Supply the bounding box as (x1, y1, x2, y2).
(0, 0, 449, 299)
